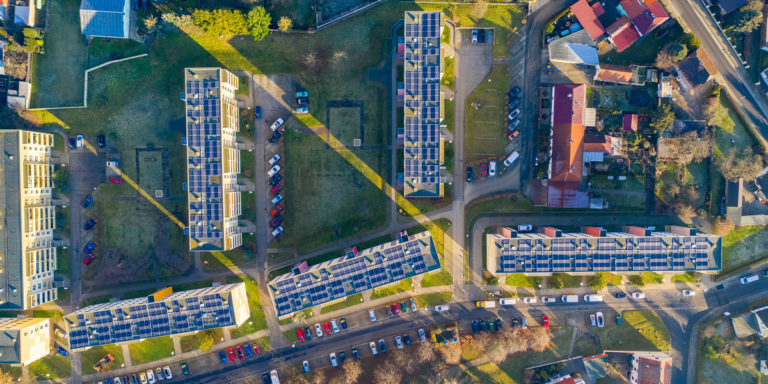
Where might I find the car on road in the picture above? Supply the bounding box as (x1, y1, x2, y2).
(496, 318, 503, 330)
(508, 87, 521, 99)
(590, 314, 596, 326)
(521, 317, 528, 329)
(419, 329, 426, 342)
(352, 347, 360, 360)
(180, 362, 189, 375)
(69, 138, 76, 150)
(479, 29, 486, 43)
(508, 98, 520, 109)
(83, 254, 95, 265)
(472, 30, 478, 44)
(543, 315, 550, 329)
(631, 292, 645, 299)
(596, 312, 604, 327)
(480, 163, 488, 177)
(435, 305, 450, 312)
(403, 334, 411, 346)
(314, 323, 323, 337)
(522, 297, 537, 304)
(682, 290, 696, 296)
(269, 154, 281, 165)
(330, 353, 338, 367)
(503, 151, 519, 166)
(227, 347, 235, 361)
(269, 174, 282, 186)
(268, 165, 281, 177)
(508, 129, 520, 141)
(255, 106, 261, 119)
(369, 309, 377, 322)
(268, 131, 281, 143)
(245, 344, 253, 357)
(379, 339, 386, 353)
(296, 328, 304, 342)
(340, 317, 347, 329)
(466, 166, 473, 182)
(331, 319, 340, 333)
(270, 184, 283, 195)
(270, 205, 283, 216)
(270, 118, 285, 131)
(219, 351, 227, 364)
(271, 226, 284, 238)
(499, 298, 517, 305)
(85, 219, 97, 230)
(370, 342, 378, 355)
(489, 161, 497, 177)
(98, 135, 106, 148)
(616, 313, 622, 325)
(386, 305, 393, 317)
(508, 109, 521, 120)
(302, 361, 310, 373)
(304, 325, 312, 341)
(395, 336, 403, 349)
(76, 135, 84, 149)
(271, 194, 283, 205)
(339, 351, 346, 365)
(57, 346, 68, 356)
(472, 320, 479, 332)
(84, 242, 96, 253)
(83, 195, 94, 208)
(110, 177, 122, 184)
(146, 370, 156, 384)
(614, 293, 627, 299)
(297, 91, 308, 97)
(296, 107, 309, 114)
(323, 322, 331, 335)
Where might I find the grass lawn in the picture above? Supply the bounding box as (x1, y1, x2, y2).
(172, 279, 213, 292)
(444, 99, 455, 133)
(442, 57, 455, 91)
(0, 367, 22, 382)
(370, 278, 414, 300)
(445, 4, 526, 58)
(464, 66, 513, 164)
(505, 274, 542, 289)
(268, 252, 295, 266)
(128, 337, 175, 365)
(600, 22, 684, 65)
(81, 344, 124, 375)
(236, 76, 250, 96)
(278, 309, 314, 325)
(88, 38, 147, 68)
(56, 247, 70, 281)
(268, 265, 293, 281)
(639, 272, 665, 285)
(138, 156, 164, 196)
(28, 354, 71, 380)
(421, 270, 453, 287)
(553, 273, 582, 289)
(320, 293, 364, 314)
(29, 0, 88, 107)
(180, 329, 223, 353)
(590, 310, 671, 352)
(414, 292, 452, 307)
(606, 273, 623, 286)
(200, 237, 256, 270)
(671, 272, 699, 283)
(283, 329, 300, 344)
(720, 226, 768, 274)
(80, 295, 112, 308)
(226, 275, 268, 335)
(328, 107, 363, 146)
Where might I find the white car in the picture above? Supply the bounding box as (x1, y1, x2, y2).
(106, 161, 118, 167)
(683, 290, 696, 296)
(508, 109, 521, 120)
(269, 154, 281, 165)
(271, 226, 284, 237)
(369, 341, 378, 355)
(155, 368, 164, 380)
(331, 319, 340, 333)
(139, 373, 148, 384)
(395, 336, 403, 349)
(541, 296, 557, 303)
(517, 224, 532, 231)
(369, 309, 377, 322)
(503, 151, 519, 166)
(162, 366, 172, 379)
(596, 312, 604, 327)
(268, 165, 281, 177)
(270, 118, 285, 131)
(76, 135, 84, 149)
(489, 161, 497, 177)
(314, 323, 323, 337)
(631, 292, 646, 299)
(590, 314, 596, 326)
(146, 370, 156, 384)
(115, 377, 121, 384)
(472, 29, 478, 44)
(522, 297, 537, 304)
(499, 298, 517, 305)
(419, 329, 426, 342)
(410, 298, 418, 312)
(270, 370, 279, 383)
(271, 194, 283, 205)
(435, 305, 450, 312)
(330, 353, 338, 367)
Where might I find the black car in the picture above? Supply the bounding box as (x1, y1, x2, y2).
(131, 374, 139, 384)
(84, 219, 96, 230)
(270, 216, 283, 229)
(512, 317, 519, 328)
(82, 195, 94, 208)
(479, 319, 486, 332)
(261, 373, 270, 384)
(351, 347, 360, 360)
(122, 377, 130, 384)
(268, 131, 282, 143)
(269, 174, 282, 187)
(84, 242, 96, 253)
(495, 318, 503, 331)
(304, 325, 312, 341)
(508, 98, 520, 109)
(97, 135, 106, 149)
(764, 270, 768, 277)
(68, 138, 76, 150)
(296, 97, 308, 104)
(507, 86, 521, 99)
(403, 334, 411, 346)
(466, 166, 473, 182)
(478, 29, 486, 44)
(181, 361, 190, 375)
(338, 351, 346, 365)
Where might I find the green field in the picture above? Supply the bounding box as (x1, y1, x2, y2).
(81, 344, 124, 375)
(413, 292, 452, 307)
(226, 274, 269, 337)
(370, 278, 414, 300)
(138, 156, 164, 196)
(464, 66, 513, 164)
(720, 226, 768, 275)
(505, 274, 542, 289)
(590, 310, 671, 352)
(128, 337, 175, 365)
(180, 329, 223, 353)
(28, 354, 71, 380)
(320, 293, 364, 314)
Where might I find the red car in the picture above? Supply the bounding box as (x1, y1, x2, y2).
(543, 315, 550, 329)
(253, 343, 261, 354)
(83, 254, 95, 265)
(323, 322, 331, 335)
(480, 163, 487, 177)
(393, 304, 400, 316)
(270, 184, 282, 195)
(110, 177, 122, 184)
(236, 345, 245, 360)
(296, 328, 305, 342)
(270, 205, 284, 217)
(227, 347, 235, 361)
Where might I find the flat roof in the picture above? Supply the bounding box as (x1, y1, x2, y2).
(269, 231, 441, 317)
(0, 131, 24, 309)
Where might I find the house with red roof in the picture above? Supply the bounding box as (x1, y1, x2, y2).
(676, 48, 718, 90)
(570, 0, 606, 41)
(603, 0, 670, 52)
(606, 16, 640, 52)
(623, 113, 639, 131)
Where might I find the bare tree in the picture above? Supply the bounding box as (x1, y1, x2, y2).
(304, 50, 324, 73)
(527, 328, 552, 352)
(713, 217, 736, 236)
(416, 340, 436, 363)
(313, 368, 326, 384)
(486, 336, 509, 363)
(732, 349, 758, 372)
(332, 51, 348, 64)
(655, 50, 675, 71)
(666, 182, 682, 198)
(343, 359, 363, 384)
(431, 359, 447, 375)
(606, 359, 627, 380)
(374, 361, 403, 384)
(439, 343, 462, 365)
(675, 203, 697, 220)
(717, 147, 765, 182)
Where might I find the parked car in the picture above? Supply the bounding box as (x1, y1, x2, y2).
(522, 297, 536, 304)
(110, 177, 122, 184)
(395, 336, 403, 349)
(489, 161, 497, 177)
(155, 367, 164, 380)
(419, 329, 426, 342)
(180, 361, 189, 375)
(270, 205, 283, 216)
(271, 226, 284, 238)
(370, 342, 378, 355)
(480, 163, 488, 177)
(472, 320, 479, 332)
(521, 317, 528, 329)
(631, 292, 646, 299)
(69, 138, 76, 150)
(83, 254, 95, 265)
(400, 302, 408, 314)
(84, 242, 96, 253)
(496, 318, 503, 330)
(268, 165, 281, 177)
(147, 370, 156, 384)
(596, 312, 604, 327)
(330, 353, 338, 367)
(516, 224, 532, 232)
(296, 328, 305, 342)
(508, 98, 520, 109)
(107, 161, 118, 167)
(255, 106, 261, 119)
(140, 372, 148, 384)
(253, 343, 261, 354)
(304, 325, 312, 341)
(296, 97, 308, 104)
(543, 315, 550, 329)
(227, 347, 235, 361)
(271, 194, 283, 205)
(369, 309, 377, 322)
(403, 334, 411, 346)
(268, 132, 282, 143)
(682, 290, 696, 296)
(616, 313, 622, 325)
(614, 293, 627, 299)
(57, 346, 68, 356)
(499, 298, 517, 305)
(352, 347, 360, 360)
(478, 29, 486, 44)
(269, 174, 282, 186)
(323, 322, 331, 335)
(479, 320, 486, 332)
(296, 107, 309, 114)
(488, 319, 495, 331)
(219, 351, 227, 364)
(436, 305, 450, 312)
(509, 118, 521, 131)
(393, 304, 400, 316)
(244, 344, 253, 357)
(270, 118, 285, 131)
(269, 216, 283, 229)
(315, 323, 323, 337)
(331, 319, 340, 333)
(386, 305, 393, 318)
(508, 109, 521, 120)
(379, 339, 387, 353)
(76, 135, 84, 149)
(503, 151, 520, 166)
(85, 219, 97, 230)
(472, 30, 478, 44)
(508, 129, 520, 141)
(98, 135, 106, 149)
(410, 298, 418, 311)
(269, 154, 281, 165)
(83, 195, 94, 208)
(340, 317, 347, 330)
(508, 86, 521, 98)
(296, 91, 308, 97)
(270, 184, 283, 195)
(302, 361, 310, 373)
(590, 314, 596, 326)
(339, 351, 346, 365)
(466, 166, 473, 182)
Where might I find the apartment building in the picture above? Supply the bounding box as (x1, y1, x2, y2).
(0, 317, 53, 366)
(183, 68, 243, 251)
(0, 130, 58, 310)
(65, 283, 250, 351)
(403, 11, 446, 198)
(487, 225, 721, 276)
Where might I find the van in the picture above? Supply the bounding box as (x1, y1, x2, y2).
(561, 295, 579, 303)
(541, 297, 557, 303)
(740, 274, 760, 284)
(499, 299, 517, 305)
(503, 151, 520, 166)
(476, 300, 496, 308)
(584, 295, 604, 302)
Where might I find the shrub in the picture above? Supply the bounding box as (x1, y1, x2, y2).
(667, 42, 688, 61)
(247, 7, 271, 41)
(53, 168, 69, 194)
(193, 9, 249, 35)
(587, 273, 608, 290)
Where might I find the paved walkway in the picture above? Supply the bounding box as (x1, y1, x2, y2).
(122, 345, 132, 367)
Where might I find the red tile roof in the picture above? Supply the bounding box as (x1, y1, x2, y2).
(592, 1, 606, 16)
(551, 84, 587, 182)
(584, 135, 612, 154)
(606, 15, 632, 34)
(571, 0, 606, 40)
(547, 181, 590, 208)
(620, 0, 647, 19)
(639, 356, 672, 384)
(648, 0, 670, 29)
(595, 64, 634, 83)
(624, 113, 638, 131)
(552, 84, 587, 125)
(610, 22, 640, 52)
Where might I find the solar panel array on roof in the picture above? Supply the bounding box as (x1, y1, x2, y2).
(270, 232, 440, 317)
